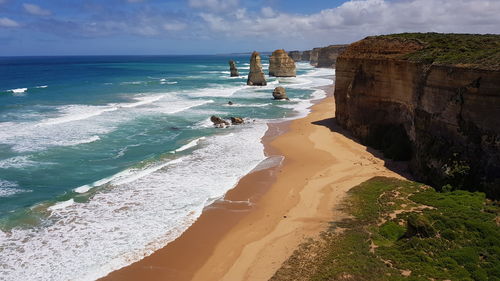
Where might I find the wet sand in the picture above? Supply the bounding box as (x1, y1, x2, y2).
(101, 84, 407, 281)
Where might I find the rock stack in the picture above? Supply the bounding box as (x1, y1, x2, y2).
(247, 51, 267, 86)
(309, 48, 321, 66)
(229, 60, 239, 77)
(269, 49, 296, 77)
(272, 87, 288, 100)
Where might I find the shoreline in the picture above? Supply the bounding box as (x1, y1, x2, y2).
(102, 81, 409, 281)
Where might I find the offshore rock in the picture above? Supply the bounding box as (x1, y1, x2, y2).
(229, 60, 239, 77)
(269, 49, 296, 77)
(210, 115, 230, 128)
(247, 51, 267, 86)
(288, 51, 302, 62)
(230, 117, 244, 125)
(272, 86, 288, 100)
(309, 48, 321, 66)
(316, 45, 348, 68)
(334, 34, 500, 198)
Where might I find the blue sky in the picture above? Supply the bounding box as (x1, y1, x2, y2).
(0, 0, 499, 56)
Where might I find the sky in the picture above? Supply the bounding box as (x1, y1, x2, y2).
(0, 0, 499, 56)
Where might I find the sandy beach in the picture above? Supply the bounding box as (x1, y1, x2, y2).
(102, 84, 408, 281)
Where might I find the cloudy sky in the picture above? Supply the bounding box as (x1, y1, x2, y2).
(0, 0, 499, 56)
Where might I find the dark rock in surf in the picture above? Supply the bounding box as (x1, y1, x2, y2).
(229, 60, 239, 77)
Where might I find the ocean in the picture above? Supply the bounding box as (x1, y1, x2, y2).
(0, 55, 334, 280)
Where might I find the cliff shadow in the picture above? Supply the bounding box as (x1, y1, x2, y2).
(311, 117, 413, 180)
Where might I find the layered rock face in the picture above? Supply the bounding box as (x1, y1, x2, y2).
(309, 48, 321, 66)
(228, 60, 239, 77)
(288, 51, 302, 62)
(247, 51, 267, 86)
(316, 45, 348, 68)
(269, 49, 296, 77)
(335, 35, 500, 198)
(301, 50, 311, 61)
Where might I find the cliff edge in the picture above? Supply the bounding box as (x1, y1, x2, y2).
(334, 33, 500, 198)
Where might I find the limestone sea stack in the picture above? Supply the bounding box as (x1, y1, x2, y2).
(288, 51, 302, 62)
(309, 48, 321, 66)
(229, 60, 239, 77)
(272, 86, 288, 100)
(269, 49, 296, 77)
(247, 51, 267, 86)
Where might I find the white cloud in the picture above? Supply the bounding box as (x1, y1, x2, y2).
(188, 0, 239, 12)
(23, 3, 52, 16)
(261, 7, 275, 18)
(0, 17, 19, 27)
(163, 21, 188, 31)
(197, 0, 500, 44)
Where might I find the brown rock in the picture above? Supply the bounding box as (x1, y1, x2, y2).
(230, 117, 244, 125)
(334, 35, 500, 197)
(210, 115, 229, 128)
(269, 49, 296, 77)
(229, 60, 239, 77)
(309, 47, 321, 66)
(272, 86, 288, 100)
(247, 51, 267, 86)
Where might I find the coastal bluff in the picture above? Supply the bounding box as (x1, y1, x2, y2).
(334, 33, 500, 198)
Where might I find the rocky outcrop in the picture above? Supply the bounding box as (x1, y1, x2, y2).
(316, 45, 348, 68)
(247, 51, 267, 86)
(210, 116, 229, 128)
(334, 34, 500, 198)
(309, 48, 321, 66)
(301, 50, 311, 61)
(288, 51, 302, 62)
(229, 60, 239, 77)
(269, 49, 296, 77)
(230, 117, 244, 125)
(272, 87, 288, 100)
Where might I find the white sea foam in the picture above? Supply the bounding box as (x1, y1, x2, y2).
(35, 85, 48, 88)
(0, 94, 209, 152)
(9, 88, 27, 94)
(0, 180, 30, 198)
(174, 137, 206, 153)
(0, 156, 39, 169)
(48, 199, 75, 211)
(0, 124, 268, 281)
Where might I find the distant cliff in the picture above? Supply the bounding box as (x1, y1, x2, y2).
(316, 45, 348, 68)
(334, 33, 500, 198)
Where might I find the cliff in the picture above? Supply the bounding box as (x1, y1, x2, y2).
(288, 51, 302, 62)
(301, 50, 311, 61)
(269, 49, 296, 77)
(334, 33, 500, 198)
(247, 51, 267, 86)
(316, 44, 348, 68)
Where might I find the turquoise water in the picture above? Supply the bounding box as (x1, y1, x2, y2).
(0, 55, 334, 280)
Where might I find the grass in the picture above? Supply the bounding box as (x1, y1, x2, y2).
(271, 177, 500, 281)
(379, 33, 500, 70)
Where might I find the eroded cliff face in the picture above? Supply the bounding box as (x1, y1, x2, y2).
(335, 37, 500, 197)
(316, 45, 348, 68)
(288, 51, 302, 62)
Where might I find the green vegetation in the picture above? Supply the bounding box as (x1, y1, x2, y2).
(271, 177, 500, 281)
(381, 33, 500, 70)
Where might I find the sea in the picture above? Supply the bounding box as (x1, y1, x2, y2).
(0, 55, 334, 281)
